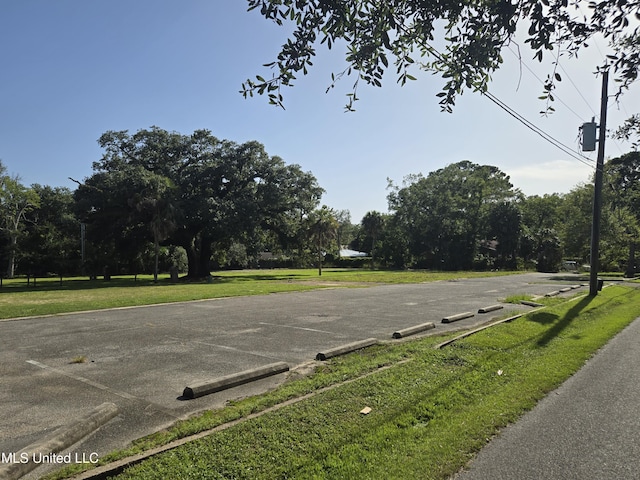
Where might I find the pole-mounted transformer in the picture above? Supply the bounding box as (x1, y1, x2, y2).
(580, 117, 597, 151)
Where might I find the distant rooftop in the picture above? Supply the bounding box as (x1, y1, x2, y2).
(339, 249, 368, 258)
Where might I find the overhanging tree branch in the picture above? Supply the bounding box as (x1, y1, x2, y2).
(241, 0, 639, 111)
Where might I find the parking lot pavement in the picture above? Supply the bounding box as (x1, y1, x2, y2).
(0, 272, 588, 478)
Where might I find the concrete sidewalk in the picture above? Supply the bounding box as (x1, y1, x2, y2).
(453, 315, 640, 480)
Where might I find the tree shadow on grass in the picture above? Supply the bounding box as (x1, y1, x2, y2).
(210, 273, 303, 282)
(0, 276, 154, 293)
(0, 271, 310, 295)
(528, 311, 559, 325)
(534, 295, 595, 347)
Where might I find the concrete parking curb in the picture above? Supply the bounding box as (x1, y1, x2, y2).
(182, 362, 290, 400)
(442, 312, 475, 323)
(435, 307, 546, 349)
(521, 300, 544, 307)
(0, 402, 118, 480)
(392, 322, 436, 339)
(316, 338, 378, 361)
(478, 305, 503, 314)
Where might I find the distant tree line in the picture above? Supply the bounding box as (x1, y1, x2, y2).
(1, 128, 639, 279)
(349, 156, 640, 274)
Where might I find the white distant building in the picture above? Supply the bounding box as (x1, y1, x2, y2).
(339, 249, 368, 258)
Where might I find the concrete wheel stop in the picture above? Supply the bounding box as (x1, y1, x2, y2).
(478, 304, 504, 314)
(316, 338, 378, 361)
(182, 362, 290, 400)
(392, 322, 436, 339)
(442, 312, 475, 323)
(521, 300, 544, 307)
(0, 402, 118, 480)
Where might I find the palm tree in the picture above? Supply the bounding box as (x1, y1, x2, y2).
(361, 211, 384, 269)
(307, 206, 338, 276)
(131, 172, 177, 282)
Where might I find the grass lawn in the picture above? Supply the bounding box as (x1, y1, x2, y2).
(45, 284, 640, 480)
(0, 269, 515, 320)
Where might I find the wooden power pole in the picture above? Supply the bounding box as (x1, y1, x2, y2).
(589, 69, 609, 296)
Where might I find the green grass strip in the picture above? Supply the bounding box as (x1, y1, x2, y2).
(49, 285, 639, 480)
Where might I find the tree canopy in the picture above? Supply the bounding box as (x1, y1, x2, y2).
(387, 161, 520, 269)
(614, 114, 640, 150)
(242, 0, 639, 111)
(75, 127, 323, 278)
(0, 167, 40, 278)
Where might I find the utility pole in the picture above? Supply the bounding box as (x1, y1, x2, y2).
(588, 69, 609, 296)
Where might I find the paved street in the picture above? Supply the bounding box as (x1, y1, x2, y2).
(0, 272, 586, 479)
(453, 312, 640, 480)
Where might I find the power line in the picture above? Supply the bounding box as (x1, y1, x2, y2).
(507, 49, 626, 157)
(505, 45, 589, 121)
(576, 3, 609, 64)
(412, 35, 597, 169)
(556, 62, 598, 117)
(482, 90, 596, 169)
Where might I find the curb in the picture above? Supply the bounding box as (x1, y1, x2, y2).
(182, 362, 290, 399)
(316, 338, 378, 361)
(0, 402, 118, 480)
(442, 311, 475, 324)
(392, 322, 436, 339)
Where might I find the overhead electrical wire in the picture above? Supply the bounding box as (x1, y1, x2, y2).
(556, 62, 599, 118)
(503, 45, 625, 158)
(569, 3, 636, 154)
(482, 90, 596, 169)
(507, 45, 593, 121)
(505, 44, 590, 121)
(410, 32, 598, 170)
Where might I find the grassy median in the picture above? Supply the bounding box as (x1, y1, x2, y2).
(45, 284, 640, 480)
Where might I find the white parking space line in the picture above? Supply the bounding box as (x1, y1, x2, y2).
(258, 322, 335, 334)
(171, 338, 283, 361)
(26, 359, 138, 400)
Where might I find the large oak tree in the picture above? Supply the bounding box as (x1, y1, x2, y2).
(75, 127, 323, 279)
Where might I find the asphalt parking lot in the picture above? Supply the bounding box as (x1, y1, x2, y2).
(0, 272, 587, 479)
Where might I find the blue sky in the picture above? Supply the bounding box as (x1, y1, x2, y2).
(1, 1, 638, 222)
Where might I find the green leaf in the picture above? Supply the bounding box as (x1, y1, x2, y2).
(382, 31, 392, 50)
